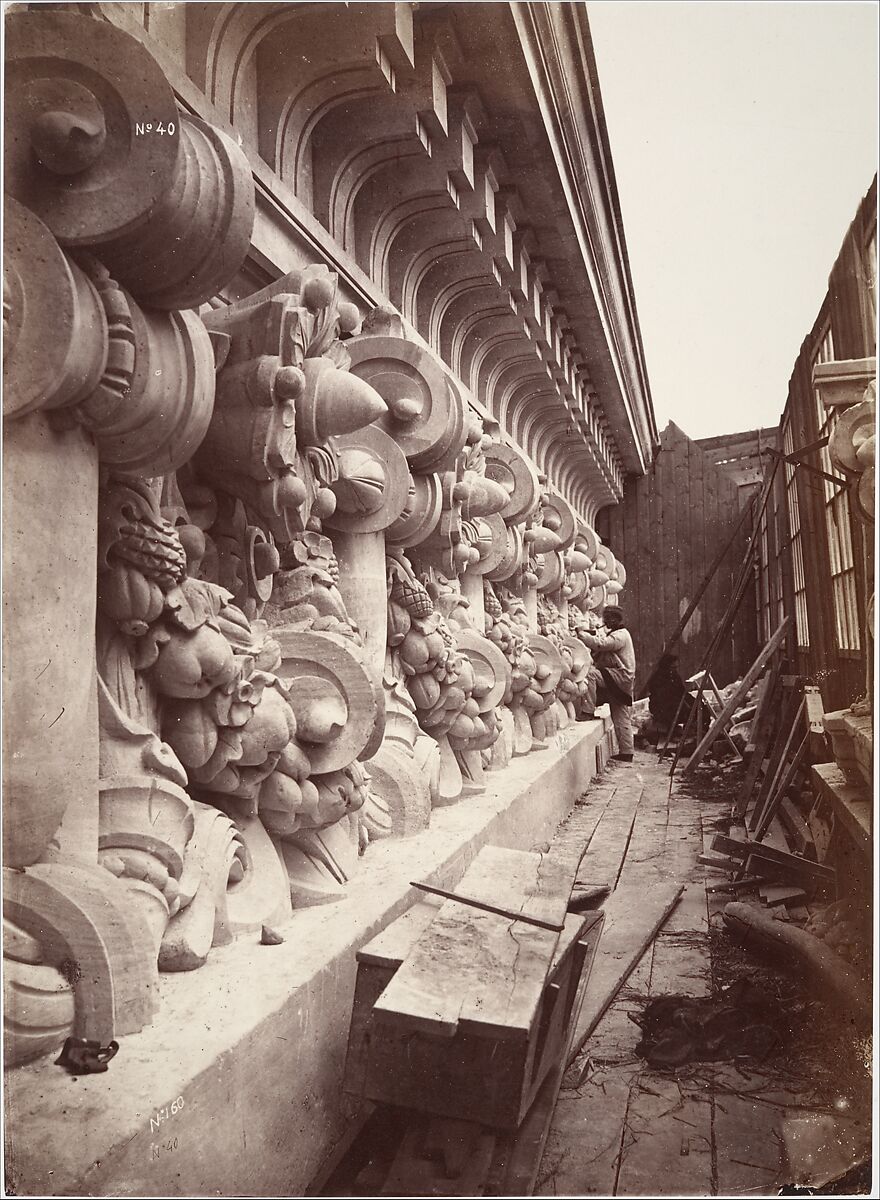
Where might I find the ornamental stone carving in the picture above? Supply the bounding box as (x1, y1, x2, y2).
(2, 6, 631, 1079)
(828, 381, 875, 523)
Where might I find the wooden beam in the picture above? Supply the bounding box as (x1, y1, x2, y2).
(683, 617, 791, 774)
(702, 671, 743, 759)
(752, 732, 810, 842)
(566, 879, 683, 1065)
(748, 699, 805, 835)
(744, 684, 800, 831)
(765, 447, 849, 490)
(711, 833, 835, 880)
(745, 855, 816, 889)
(759, 884, 807, 907)
(803, 685, 828, 759)
(735, 662, 784, 816)
(706, 876, 761, 894)
(409, 881, 565, 933)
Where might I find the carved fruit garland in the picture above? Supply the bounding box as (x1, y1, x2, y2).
(386, 554, 474, 739)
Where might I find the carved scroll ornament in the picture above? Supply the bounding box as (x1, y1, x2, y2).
(5, 11, 255, 310)
(198, 269, 384, 548)
(3, 201, 217, 475)
(828, 382, 875, 523)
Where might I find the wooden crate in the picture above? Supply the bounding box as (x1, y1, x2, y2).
(344, 846, 603, 1131)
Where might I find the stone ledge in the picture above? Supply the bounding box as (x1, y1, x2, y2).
(822, 708, 873, 788)
(4, 717, 613, 1198)
(810, 762, 872, 860)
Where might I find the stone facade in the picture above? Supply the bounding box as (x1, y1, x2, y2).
(3, 3, 655, 1191)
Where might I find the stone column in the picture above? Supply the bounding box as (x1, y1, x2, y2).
(2, 414, 100, 866)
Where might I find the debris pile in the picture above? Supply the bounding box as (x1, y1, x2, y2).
(631, 979, 782, 1068)
(803, 899, 870, 972)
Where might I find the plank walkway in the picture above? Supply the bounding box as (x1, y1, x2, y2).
(535, 750, 807, 1197)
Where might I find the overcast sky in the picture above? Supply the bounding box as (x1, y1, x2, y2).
(587, 1, 878, 441)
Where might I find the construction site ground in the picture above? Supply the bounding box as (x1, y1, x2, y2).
(536, 748, 872, 1198)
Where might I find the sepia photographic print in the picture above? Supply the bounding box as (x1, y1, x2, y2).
(1, 1, 876, 1196)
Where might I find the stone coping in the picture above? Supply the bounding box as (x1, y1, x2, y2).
(810, 762, 872, 860)
(822, 707, 873, 788)
(4, 717, 612, 1198)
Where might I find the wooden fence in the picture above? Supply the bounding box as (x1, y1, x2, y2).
(598, 420, 758, 697)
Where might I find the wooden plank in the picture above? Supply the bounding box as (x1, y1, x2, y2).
(662, 480, 755, 662)
(567, 879, 684, 1065)
(567, 883, 611, 910)
(333, 921, 607, 1195)
(714, 1090, 785, 1196)
(744, 671, 769, 752)
(759, 885, 807, 907)
(748, 694, 805, 832)
(711, 833, 835, 880)
(752, 727, 809, 842)
(564, 782, 618, 853)
(356, 899, 442, 969)
(671, 429, 687, 664)
(575, 780, 643, 889)
(677, 432, 694, 661)
(345, 961, 397, 1101)
(649, 934, 712, 997)
(524, 839, 590, 928)
(698, 853, 735, 870)
(655, 437, 671, 681)
(778, 796, 813, 857)
(705, 673, 744, 759)
(736, 665, 786, 816)
(744, 855, 818, 892)
(538, 1067, 631, 1197)
(707, 876, 761, 894)
(691, 435, 707, 590)
(615, 1078, 713, 1197)
(683, 617, 791, 773)
(373, 846, 583, 1040)
(673, 429, 687, 650)
(667, 433, 683, 664)
(705, 449, 721, 674)
(489, 917, 604, 1196)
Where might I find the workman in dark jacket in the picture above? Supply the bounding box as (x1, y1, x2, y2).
(647, 653, 713, 735)
(647, 653, 689, 729)
(577, 606, 636, 762)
